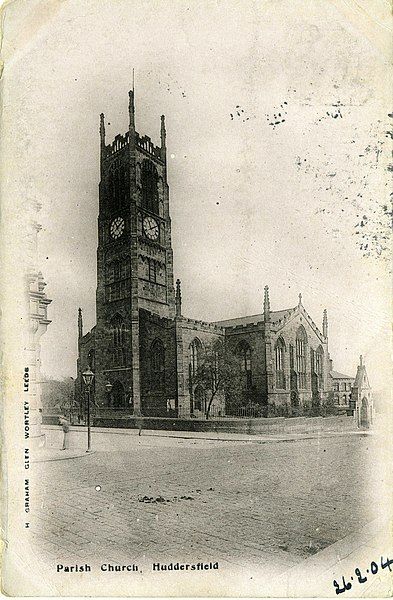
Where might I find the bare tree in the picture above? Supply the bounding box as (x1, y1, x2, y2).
(192, 342, 245, 420)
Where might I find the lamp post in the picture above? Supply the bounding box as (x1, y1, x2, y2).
(82, 369, 94, 452)
(105, 381, 113, 408)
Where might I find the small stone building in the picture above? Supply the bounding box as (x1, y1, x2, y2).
(329, 370, 354, 414)
(352, 356, 373, 428)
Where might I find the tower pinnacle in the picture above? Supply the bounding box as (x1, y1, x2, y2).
(161, 115, 166, 146)
(78, 308, 83, 339)
(323, 309, 328, 338)
(99, 113, 105, 146)
(264, 286, 270, 322)
(175, 279, 182, 317)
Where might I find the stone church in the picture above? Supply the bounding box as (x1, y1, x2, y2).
(75, 90, 336, 422)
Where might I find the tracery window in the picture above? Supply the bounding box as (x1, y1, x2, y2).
(106, 257, 130, 301)
(238, 342, 252, 389)
(296, 326, 307, 389)
(108, 160, 128, 211)
(141, 160, 159, 214)
(275, 337, 285, 389)
(150, 339, 165, 389)
(110, 315, 126, 366)
(148, 259, 157, 283)
(189, 338, 202, 381)
(315, 345, 324, 389)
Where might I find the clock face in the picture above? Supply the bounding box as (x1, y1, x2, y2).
(143, 216, 159, 241)
(110, 216, 125, 240)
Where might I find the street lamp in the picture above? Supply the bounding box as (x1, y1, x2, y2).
(82, 369, 94, 452)
(105, 381, 113, 408)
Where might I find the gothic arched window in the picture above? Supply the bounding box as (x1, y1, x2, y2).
(120, 324, 126, 346)
(112, 380, 126, 408)
(315, 345, 324, 388)
(189, 338, 203, 383)
(108, 160, 127, 211)
(275, 337, 285, 389)
(141, 160, 159, 214)
(296, 326, 307, 389)
(238, 341, 252, 389)
(110, 315, 126, 366)
(151, 339, 165, 389)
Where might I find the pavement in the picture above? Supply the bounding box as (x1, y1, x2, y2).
(276, 518, 393, 597)
(26, 429, 391, 596)
(32, 448, 96, 462)
(33, 425, 371, 463)
(39, 423, 372, 453)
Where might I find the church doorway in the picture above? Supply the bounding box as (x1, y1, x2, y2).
(112, 381, 126, 408)
(360, 397, 370, 428)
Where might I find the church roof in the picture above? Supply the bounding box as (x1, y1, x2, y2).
(353, 365, 370, 389)
(213, 308, 293, 328)
(330, 370, 353, 380)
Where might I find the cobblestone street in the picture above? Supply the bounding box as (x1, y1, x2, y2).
(29, 430, 380, 586)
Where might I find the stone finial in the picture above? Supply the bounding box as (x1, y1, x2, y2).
(264, 285, 270, 322)
(323, 309, 328, 338)
(298, 293, 302, 306)
(360, 355, 363, 366)
(78, 307, 83, 339)
(175, 278, 182, 317)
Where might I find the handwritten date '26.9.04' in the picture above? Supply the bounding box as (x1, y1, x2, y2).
(333, 556, 393, 594)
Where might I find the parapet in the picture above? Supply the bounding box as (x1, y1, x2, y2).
(102, 130, 163, 162)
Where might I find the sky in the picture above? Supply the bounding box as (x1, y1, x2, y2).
(2, 0, 391, 390)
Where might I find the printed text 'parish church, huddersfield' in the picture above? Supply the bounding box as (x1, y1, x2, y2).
(76, 90, 340, 421)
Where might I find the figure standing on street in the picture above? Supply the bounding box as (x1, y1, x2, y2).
(59, 415, 70, 450)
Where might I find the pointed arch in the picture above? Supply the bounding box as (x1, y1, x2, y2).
(274, 336, 286, 389)
(141, 159, 159, 214)
(296, 325, 307, 389)
(112, 380, 126, 408)
(110, 314, 126, 366)
(189, 338, 203, 380)
(108, 159, 128, 211)
(150, 339, 165, 390)
(315, 344, 324, 387)
(237, 341, 252, 389)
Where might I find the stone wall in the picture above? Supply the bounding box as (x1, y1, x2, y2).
(43, 414, 357, 435)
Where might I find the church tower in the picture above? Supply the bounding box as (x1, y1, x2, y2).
(95, 90, 175, 414)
